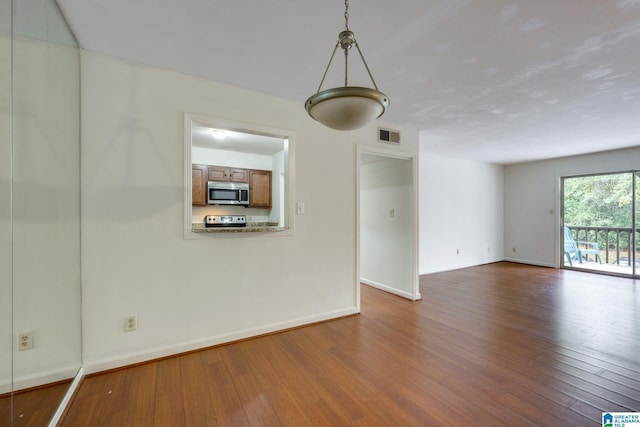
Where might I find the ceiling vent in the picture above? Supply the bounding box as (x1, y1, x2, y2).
(377, 127, 400, 145)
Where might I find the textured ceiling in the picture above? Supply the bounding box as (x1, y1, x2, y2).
(57, 0, 640, 164)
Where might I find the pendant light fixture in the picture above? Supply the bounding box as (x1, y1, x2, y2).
(305, 0, 389, 131)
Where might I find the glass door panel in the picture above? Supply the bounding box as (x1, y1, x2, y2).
(562, 172, 636, 277)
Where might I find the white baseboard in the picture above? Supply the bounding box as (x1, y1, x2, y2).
(503, 257, 556, 268)
(420, 259, 555, 275)
(0, 365, 81, 394)
(84, 306, 358, 375)
(0, 379, 9, 395)
(360, 278, 414, 300)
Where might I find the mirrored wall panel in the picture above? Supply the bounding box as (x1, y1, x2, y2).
(0, 0, 13, 420)
(1, 0, 81, 424)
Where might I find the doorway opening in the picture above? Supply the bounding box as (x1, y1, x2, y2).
(561, 171, 639, 277)
(356, 145, 419, 311)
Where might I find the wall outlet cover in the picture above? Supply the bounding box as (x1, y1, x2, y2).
(124, 315, 137, 332)
(18, 332, 34, 351)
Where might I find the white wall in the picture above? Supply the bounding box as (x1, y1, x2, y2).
(419, 149, 504, 274)
(360, 157, 414, 298)
(504, 146, 640, 267)
(80, 51, 420, 373)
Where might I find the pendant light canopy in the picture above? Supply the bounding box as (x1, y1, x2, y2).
(305, 1, 389, 131)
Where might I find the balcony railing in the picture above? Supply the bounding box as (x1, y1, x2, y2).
(566, 225, 639, 267)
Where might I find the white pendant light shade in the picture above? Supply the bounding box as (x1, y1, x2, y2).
(305, 1, 389, 131)
(305, 87, 389, 131)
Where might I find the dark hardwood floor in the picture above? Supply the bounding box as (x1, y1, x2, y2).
(0, 380, 70, 427)
(61, 262, 640, 426)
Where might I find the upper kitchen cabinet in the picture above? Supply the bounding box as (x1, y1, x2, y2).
(192, 164, 208, 206)
(249, 170, 272, 209)
(208, 166, 248, 183)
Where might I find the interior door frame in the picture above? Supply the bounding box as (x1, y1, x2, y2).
(356, 144, 420, 312)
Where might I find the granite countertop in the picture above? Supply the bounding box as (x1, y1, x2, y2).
(192, 222, 286, 233)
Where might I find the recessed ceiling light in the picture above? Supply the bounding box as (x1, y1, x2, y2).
(210, 129, 227, 139)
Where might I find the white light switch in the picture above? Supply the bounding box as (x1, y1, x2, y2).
(389, 208, 395, 218)
(296, 202, 305, 215)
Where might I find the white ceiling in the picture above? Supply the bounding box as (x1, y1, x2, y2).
(192, 125, 285, 156)
(57, 0, 640, 164)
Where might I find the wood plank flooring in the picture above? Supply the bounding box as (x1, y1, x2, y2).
(0, 380, 71, 426)
(62, 262, 640, 426)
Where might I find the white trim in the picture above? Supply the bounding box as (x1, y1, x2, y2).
(183, 113, 194, 238)
(555, 173, 562, 268)
(48, 367, 84, 427)
(503, 257, 556, 268)
(83, 307, 357, 375)
(361, 279, 415, 300)
(3, 365, 81, 394)
(356, 144, 420, 302)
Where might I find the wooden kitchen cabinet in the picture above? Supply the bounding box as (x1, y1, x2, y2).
(199, 164, 271, 208)
(192, 164, 208, 206)
(229, 168, 249, 183)
(207, 165, 248, 183)
(249, 169, 272, 209)
(207, 165, 227, 182)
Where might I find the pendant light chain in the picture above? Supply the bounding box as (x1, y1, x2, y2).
(314, 0, 380, 92)
(343, 0, 351, 87)
(344, 0, 349, 30)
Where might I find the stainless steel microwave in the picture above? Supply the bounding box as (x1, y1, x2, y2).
(207, 182, 250, 206)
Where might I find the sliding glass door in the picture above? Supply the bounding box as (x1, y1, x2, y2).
(561, 171, 638, 277)
(636, 171, 639, 275)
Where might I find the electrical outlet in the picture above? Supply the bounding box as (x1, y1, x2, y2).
(18, 332, 34, 351)
(124, 315, 137, 332)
